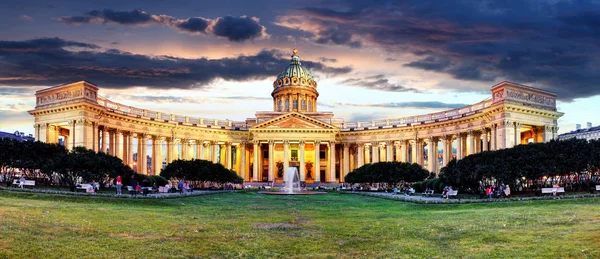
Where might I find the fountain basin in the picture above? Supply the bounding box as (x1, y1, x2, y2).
(258, 191, 327, 195)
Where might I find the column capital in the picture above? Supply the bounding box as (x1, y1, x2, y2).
(299, 140, 306, 146)
(240, 140, 247, 145)
(283, 140, 290, 145)
(268, 140, 275, 145)
(252, 140, 260, 145)
(342, 142, 350, 148)
(314, 140, 321, 145)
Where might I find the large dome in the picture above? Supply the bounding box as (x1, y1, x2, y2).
(273, 49, 317, 89)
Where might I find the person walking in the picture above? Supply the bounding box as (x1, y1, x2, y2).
(178, 179, 184, 194)
(115, 175, 122, 195)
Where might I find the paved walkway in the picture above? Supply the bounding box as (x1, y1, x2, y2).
(359, 191, 451, 202)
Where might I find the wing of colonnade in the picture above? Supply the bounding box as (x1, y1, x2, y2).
(27, 80, 563, 182)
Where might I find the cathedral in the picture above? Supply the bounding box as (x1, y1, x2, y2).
(29, 49, 563, 183)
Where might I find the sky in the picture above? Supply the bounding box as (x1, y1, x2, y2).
(2, 0, 600, 136)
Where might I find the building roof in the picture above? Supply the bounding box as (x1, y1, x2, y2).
(0, 131, 34, 141)
(276, 48, 314, 81)
(558, 125, 600, 137)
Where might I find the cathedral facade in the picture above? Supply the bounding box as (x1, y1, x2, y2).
(28, 49, 564, 183)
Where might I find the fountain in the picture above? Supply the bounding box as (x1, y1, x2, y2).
(259, 167, 327, 195)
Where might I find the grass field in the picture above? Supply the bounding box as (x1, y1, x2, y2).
(0, 190, 599, 258)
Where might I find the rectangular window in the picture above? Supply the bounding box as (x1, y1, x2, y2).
(320, 151, 326, 159)
(278, 101, 282, 112)
(285, 100, 289, 110)
(291, 150, 298, 161)
(301, 100, 306, 110)
(308, 101, 312, 112)
(293, 100, 298, 109)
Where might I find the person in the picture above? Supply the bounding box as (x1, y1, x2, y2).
(129, 175, 138, 196)
(485, 186, 491, 199)
(441, 186, 448, 199)
(115, 175, 122, 195)
(178, 179, 184, 194)
(504, 184, 511, 198)
(552, 183, 560, 196)
(18, 175, 26, 188)
(91, 180, 99, 192)
(393, 187, 399, 195)
(165, 182, 171, 193)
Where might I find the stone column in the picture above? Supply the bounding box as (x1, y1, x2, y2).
(482, 128, 489, 152)
(410, 141, 417, 164)
(240, 141, 247, 180)
(268, 140, 274, 182)
(299, 141, 306, 183)
(496, 120, 514, 149)
(121, 132, 128, 164)
(212, 142, 219, 164)
(181, 140, 188, 160)
(386, 141, 393, 162)
(166, 138, 173, 163)
(69, 120, 76, 150)
(371, 142, 379, 163)
(283, 140, 290, 180)
(138, 134, 147, 174)
(379, 145, 385, 163)
(356, 143, 364, 168)
(400, 140, 407, 163)
(329, 142, 336, 183)
(542, 125, 555, 142)
(442, 136, 451, 167)
(252, 140, 259, 182)
(455, 134, 463, 160)
(153, 136, 163, 175)
(342, 143, 350, 181)
(92, 123, 99, 152)
(314, 141, 321, 183)
(426, 138, 438, 174)
(515, 122, 522, 146)
(100, 127, 107, 153)
(126, 133, 134, 166)
(417, 140, 425, 167)
(466, 130, 474, 156)
(173, 139, 180, 161)
(490, 124, 497, 151)
(225, 142, 232, 169)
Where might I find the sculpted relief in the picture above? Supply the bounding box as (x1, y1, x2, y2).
(505, 89, 555, 108)
(37, 88, 84, 105)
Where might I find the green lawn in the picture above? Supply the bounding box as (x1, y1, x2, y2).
(0, 191, 599, 258)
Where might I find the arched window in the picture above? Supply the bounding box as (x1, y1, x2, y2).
(308, 100, 313, 112)
(301, 100, 306, 110)
(285, 100, 290, 110)
(278, 100, 282, 112)
(293, 99, 298, 109)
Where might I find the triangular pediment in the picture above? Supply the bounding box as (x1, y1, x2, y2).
(252, 112, 337, 130)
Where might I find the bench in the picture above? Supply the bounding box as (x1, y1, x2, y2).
(446, 190, 458, 199)
(370, 187, 378, 191)
(76, 184, 94, 193)
(541, 187, 565, 195)
(12, 179, 35, 188)
(158, 186, 170, 193)
(127, 186, 137, 196)
(596, 185, 600, 191)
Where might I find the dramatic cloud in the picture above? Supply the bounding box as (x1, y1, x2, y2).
(173, 17, 210, 33)
(320, 57, 337, 63)
(211, 16, 267, 41)
(58, 9, 268, 41)
(339, 74, 421, 93)
(0, 38, 351, 90)
(276, 1, 600, 100)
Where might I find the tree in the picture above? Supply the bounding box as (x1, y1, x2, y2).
(345, 162, 429, 185)
(160, 159, 243, 184)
